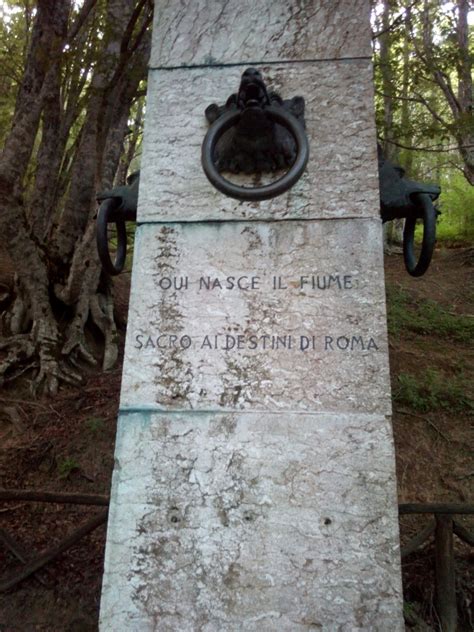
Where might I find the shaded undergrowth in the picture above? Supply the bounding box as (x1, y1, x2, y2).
(387, 284, 474, 343)
(394, 368, 473, 413)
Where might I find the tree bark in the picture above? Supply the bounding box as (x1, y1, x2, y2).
(399, 2, 413, 174)
(51, 0, 138, 266)
(29, 63, 63, 241)
(0, 509, 108, 593)
(421, 0, 473, 185)
(379, 0, 397, 162)
(455, 0, 473, 184)
(435, 515, 457, 632)
(0, 0, 152, 393)
(55, 15, 151, 371)
(114, 97, 145, 186)
(379, 0, 404, 248)
(0, 0, 72, 395)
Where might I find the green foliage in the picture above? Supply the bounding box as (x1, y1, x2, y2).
(437, 171, 474, 242)
(394, 369, 473, 413)
(85, 416, 105, 434)
(57, 456, 80, 479)
(403, 601, 423, 626)
(386, 284, 474, 342)
(372, 0, 473, 246)
(389, 281, 474, 413)
(373, 1, 458, 149)
(0, 1, 31, 147)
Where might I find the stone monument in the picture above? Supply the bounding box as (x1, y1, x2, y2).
(99, 1, 404, 629)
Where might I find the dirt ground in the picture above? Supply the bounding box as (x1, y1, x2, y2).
(0, 248, 472, 631)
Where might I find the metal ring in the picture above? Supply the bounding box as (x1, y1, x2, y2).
(96, 198, 127, 276)
(403, 192, 436, 277)
(201, 105, 309, 201)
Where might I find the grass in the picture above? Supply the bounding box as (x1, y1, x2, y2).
(388, 283, 474, 412)
(394, 369, 473, 413)
(386, 284, 474, 343)
(85, 416, 105, 434)
(57, 457, 80, 479)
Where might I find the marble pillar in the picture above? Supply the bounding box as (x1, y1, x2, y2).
(100, 2, 404, 630)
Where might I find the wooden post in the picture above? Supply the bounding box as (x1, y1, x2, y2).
(435, 514, 457, 632)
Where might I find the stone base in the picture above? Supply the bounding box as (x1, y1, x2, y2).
(100, 411, 403, 631)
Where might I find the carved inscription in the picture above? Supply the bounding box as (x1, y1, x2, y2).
(135, 333, 378, 351)
(155, 274, 358, 292)
(134, 271, 379, 355)
(121, 221, 390, 411)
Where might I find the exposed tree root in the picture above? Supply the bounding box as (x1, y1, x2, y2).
(59, 228, 118, 372)
(61, 331, 97, 368)
(4, 362, 38, 385)
(90, 286, 119, 371)
(0, 282, 11, 306)
(7, 276, 31, 335)
(1, 226, 123, 394)
(0, 529, 53, 588)
(0, 333, 34, 352)
(2, 282, 121, 394)
(0, 335, 35, 385)
(30, 320, 67, 396)
(0, 217, 125, 396)
(0, 327, 83, 396)
(32, 358, 82, 397)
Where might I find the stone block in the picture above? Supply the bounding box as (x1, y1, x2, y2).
(150, 0, 372, 68)
(121, 219, 391, 414)
(100, 410, 403, 631)
(138, 61, 380, 223)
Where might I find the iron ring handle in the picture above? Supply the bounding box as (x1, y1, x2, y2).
(403, 192, 436, 277)
(201, 105, 309, 201)
(96, 198, 127, 276)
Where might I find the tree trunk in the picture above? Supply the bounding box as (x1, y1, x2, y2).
(379, 0, 396, 162)
(379, 0, 403, 248)
(29, 63, 63, 241)
(421, 0, 473, 185)
(51, 0, 139, 266)
(455, 0, 473, 184)
(0, 0, 153, 393)
(0, 0, 72, 395)
(400, 3, 413, 174)
(55, 23, 151, 371)
(114, 97, 145, 186)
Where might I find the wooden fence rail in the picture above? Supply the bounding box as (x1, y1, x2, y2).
(399, 503, 474, 632)
(0, 490, 473, 631)
(0, 490, 109, 593)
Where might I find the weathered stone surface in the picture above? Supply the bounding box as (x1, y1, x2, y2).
(100, 411, 403, 631)
(138, 61, 380, 223)
(150, 0, 372, 68)
(121, 219, 390, 414)
(101, 2, 404, 629)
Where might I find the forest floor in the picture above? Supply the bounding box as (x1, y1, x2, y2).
(0, 246, 472, 631)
